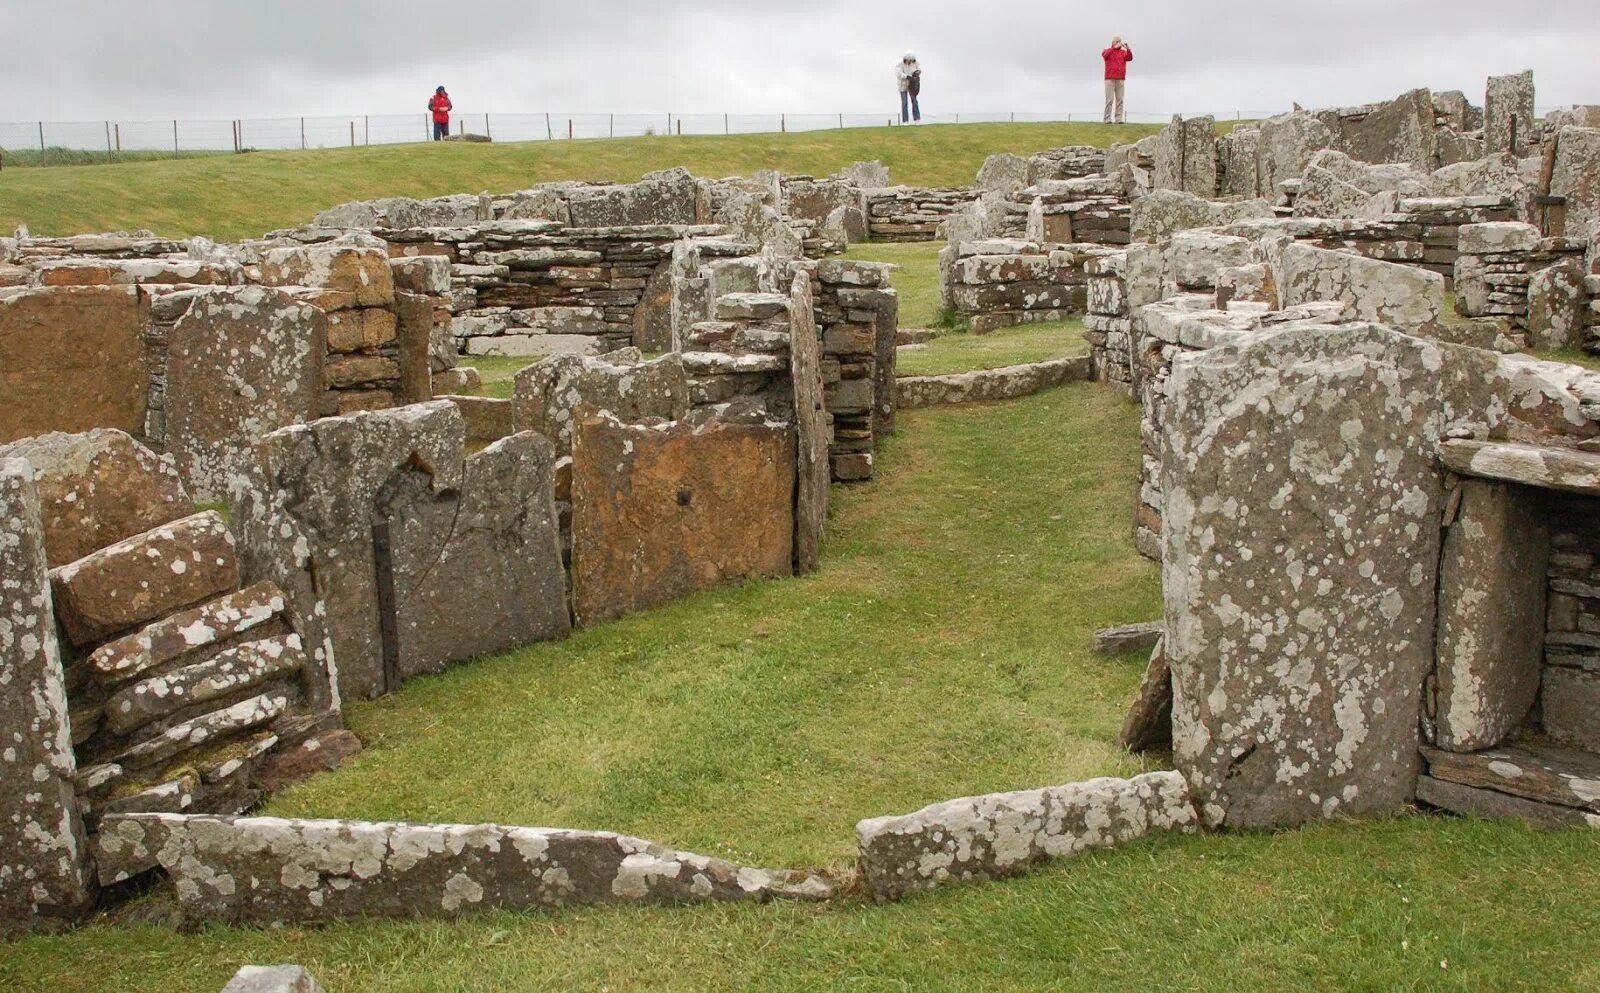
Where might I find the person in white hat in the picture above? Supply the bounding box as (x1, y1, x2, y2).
(896, 52, 923, 124)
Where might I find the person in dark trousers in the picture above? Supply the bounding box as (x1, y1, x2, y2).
(429, 86, 453, 141)
(897, 53, 922, 124)
(1102, 38, 1132, 123)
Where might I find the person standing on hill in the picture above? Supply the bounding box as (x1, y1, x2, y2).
(897, 53, 922, 124)
(429, 86, 453, 141)
(1102, 38, 1133, 124)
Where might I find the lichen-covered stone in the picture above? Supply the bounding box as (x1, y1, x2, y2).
(1161, 325, 1595, 830)
(511, 352, 689, 456)
(89, 582, 291, 687)
(1433, 480, 1548, 752)
(50, 511, 240, 647)
(164, 287, 327, 501)
(0, 459, 95, 934)
(104, 634, 307, 736)
(895, 357, 1090, 409)
(1118, 638, 1173, 753)
(0, 428, 194, 567)
(1485, 71, 1535, 157)
(1277, 243, 1443, 329)
(571, 410, 796, 627)
(258, 238, 395, 307)
(855, 772, 1196, 902)
(94, 813, 834, 924)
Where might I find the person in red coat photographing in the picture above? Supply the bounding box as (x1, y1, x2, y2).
(428, 86, 453, 141)
(1102, 38, 1133, 124)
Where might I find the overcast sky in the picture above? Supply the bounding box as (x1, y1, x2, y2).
(5, 0, 1597, 123)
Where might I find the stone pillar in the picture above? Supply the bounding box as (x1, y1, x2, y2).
(0, 458, 95, 934)
(1432, 479, 1548, 752)
(1485, 71, 1535, 158)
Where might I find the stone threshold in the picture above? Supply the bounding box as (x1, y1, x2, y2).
(894, 355, 1091, 409)
(1419, 744, 1600, 829)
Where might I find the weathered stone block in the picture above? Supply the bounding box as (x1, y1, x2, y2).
(571, 411, 796, 627)
(1433, 480, 1548, 752)
(0, 428, 193, 567)
(221, 965, 327, 993)
(512, 352, 689, 456)
(0, 459, 94, 935)
(104, 634, 307, 736)
(1118, 638, 1173, 753)
(88, 581, 291, 687)
(1485, 71, 1535, 157)
(0, 286, 149, 445)
(790, 273, 828, 576)
(94, 813, 832, 923)
(50, 511, 239, 647)
(855, 772, 1196, 901)
(387, 255, 451, 296)
(165, 287, 326, 501)
(1543, 667, 1600, 752)
(259, 240, 395, 307)
(1277, 243, 1442, 328)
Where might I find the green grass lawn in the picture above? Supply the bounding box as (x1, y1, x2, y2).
(455, 355, 528, 399)
(0, 122, 1161, 240)
(10, 385, 1600, 992)
(842, 241, 946, 329)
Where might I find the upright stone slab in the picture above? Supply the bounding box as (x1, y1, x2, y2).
(511, 352, 690, 456)
(0, 459, 94, 934)
(387, 432, 570, 679)
(0, 428, 193, 567)
(1153, 116, 1218, 197)
(571, 411, 797, 627)
(1433, 480, 1548, 752)
(1162, 326, 1450, 829)
(232, 402, 465, 702)
(0, 286, 149, 445)
(1485, 71, 1535, 157)
(164, 287, 326, 501)
(789, 272, 829, 575)
(1551, 127, 1600, 243)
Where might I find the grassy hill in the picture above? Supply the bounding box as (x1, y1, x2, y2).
(0, 122, 1159, 240)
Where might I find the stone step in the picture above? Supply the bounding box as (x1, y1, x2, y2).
(104, 634, 307, 736)
(89, 581, 293, 687)
(1422, 744, 1600, 814)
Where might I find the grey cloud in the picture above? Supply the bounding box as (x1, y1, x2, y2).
(3, 0, 1596, 123)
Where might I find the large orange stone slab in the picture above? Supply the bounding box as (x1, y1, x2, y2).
(0, 287, 149, 444)
(571, 410, 795, 627)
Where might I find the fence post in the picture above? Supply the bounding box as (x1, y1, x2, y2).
(485, 113, 491, 139)
(300, 117, 306, 150)
(425, 114, 430, 141)
(350, 121, 356, 147)
(173, 120, 178, 152)
(365, 115, 370, 145)
(1011, 112, 1015, 123)
(105, 121, 112, 153)
(676, 119, 682, 136)
(724, 113, 729, 135)
(38, 121, 44, 152)
(115, 123, 121, 152)
(568, 119, 573, 140)
(839, 113, 843, 128)
(609, 113, 614, 138)
(545, 113, 552, 141)
(781, 114, 786, 133)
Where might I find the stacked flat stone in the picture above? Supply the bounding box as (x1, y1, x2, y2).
(945, 238, 1120, 333)
(1084, 251, 1133, 395)
(810, 259, 898, 481)
(1543, 524, 1600, 752)
(0, 430, 336, 845)
(865, 187, 982, 241)
(1455, 223, 1589, 333)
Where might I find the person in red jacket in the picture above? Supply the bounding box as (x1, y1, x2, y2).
(1102, 38, 1133, 124)
(428, 86, 452, 141)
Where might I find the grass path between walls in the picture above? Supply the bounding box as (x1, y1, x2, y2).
(9, 385, 1600, 993)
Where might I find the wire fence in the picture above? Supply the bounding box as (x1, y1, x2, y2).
(0, 109, 1261, 155)
(1, 104, 1575, 156)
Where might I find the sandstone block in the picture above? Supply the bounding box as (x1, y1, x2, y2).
(0, 428, 193, 567)
(50, 511, 239, 646)
(259, 240, 395, 307)
(0, 286, 149, 444)
(571, 411, 796, 627)
(88, 581, 292, 687)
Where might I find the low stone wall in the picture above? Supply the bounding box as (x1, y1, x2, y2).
(895, 356, 1090, 409)
(942, 238, 1122, 333)
(866, 187, 981, 241)
(855, 772, 1197, 901)
(95, 813, 834, 926)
